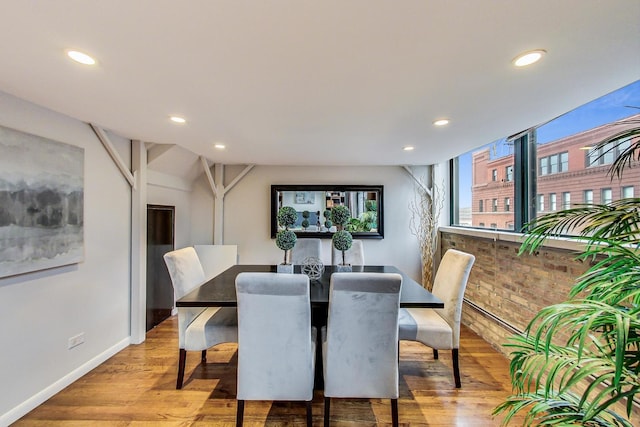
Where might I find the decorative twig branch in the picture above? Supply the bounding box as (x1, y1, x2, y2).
(409, 177, 444, 290)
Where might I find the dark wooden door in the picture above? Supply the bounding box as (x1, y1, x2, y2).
(146, 205, 175, 331)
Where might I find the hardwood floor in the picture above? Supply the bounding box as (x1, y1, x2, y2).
(15, 316, 520, 426)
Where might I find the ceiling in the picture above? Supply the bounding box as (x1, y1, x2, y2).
(1, 1, 639, 169)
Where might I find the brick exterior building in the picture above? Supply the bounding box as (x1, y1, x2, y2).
(471, 114, 640, 229)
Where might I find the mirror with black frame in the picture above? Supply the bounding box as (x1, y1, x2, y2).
(270, 185, 383, 239)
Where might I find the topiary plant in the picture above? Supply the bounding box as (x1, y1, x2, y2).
(330, 205, 351, 231)
(277, 206, 297, 230)
(332, 229, 353, 265)
(275, 229, 297, 264)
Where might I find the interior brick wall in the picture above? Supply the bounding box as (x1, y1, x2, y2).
(440, 231, 591, 357)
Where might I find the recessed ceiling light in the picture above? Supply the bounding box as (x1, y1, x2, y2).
(214, 143, 226, 150)
(513, 49, 546, 67)
(170, 116, 186, 124)
(403, 145, 415, 151)
(433, 119, 450, 126)
(66, 50, 96, 65)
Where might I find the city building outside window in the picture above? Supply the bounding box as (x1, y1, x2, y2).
(601, 188, 612, 204)
(479, 199, 483, 212)
(562, 192, 571, 210)
(537, 194, 544, 212)
(622, 186, 634, 198)
(584, 190, 594, 204)
(450, 80, 640, 232)
(492, 198, 498, 212)
(492, 169, 498, 181)
(505, 165, 513, 181)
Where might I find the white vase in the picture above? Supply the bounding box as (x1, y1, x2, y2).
(277, 263, 294, 273)
(336, 264, 352, 272)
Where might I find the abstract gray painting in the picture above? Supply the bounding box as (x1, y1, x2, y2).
(0, 125, 84, 278)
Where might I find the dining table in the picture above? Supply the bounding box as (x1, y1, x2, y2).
(176, 264, 444, 309)
(175, 264, 444, 389)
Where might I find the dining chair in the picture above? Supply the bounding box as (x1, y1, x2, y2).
(398, 248, 475, 388)
(330, 239, 364, 265)
(235, 272, 316, 427)
(163, 247, 238, 389)
(290, 238, 322, 264)
(322, 272, 402, 427)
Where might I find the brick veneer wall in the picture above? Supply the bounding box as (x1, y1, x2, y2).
(440, 230, 591, 357)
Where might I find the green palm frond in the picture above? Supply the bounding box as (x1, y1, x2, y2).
(520, 198, 640, 254)
(593, 130, 640, 181)
(498, 301, 640, 424)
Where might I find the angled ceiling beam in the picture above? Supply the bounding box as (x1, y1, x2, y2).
(200, 156, 218, 197)
(224, 164, 255, 196)
(90, 123, 136, 188)
(403, 165, 432, 198)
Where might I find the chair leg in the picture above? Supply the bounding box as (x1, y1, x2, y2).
(201, 349, 207, 364)
(324, 397, 331, 427)
(306, 400, 313, 427)
(452, 348, 461, 388)
(391, 398, 398, 427)
(176, 349, 186, 389)
(236, 400, 244, 427)
(433, 348, 439, 359)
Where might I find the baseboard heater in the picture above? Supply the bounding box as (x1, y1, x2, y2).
(463, 298, 524, 336)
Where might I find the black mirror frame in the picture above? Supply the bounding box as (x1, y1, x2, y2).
(271, 184, 384, 239)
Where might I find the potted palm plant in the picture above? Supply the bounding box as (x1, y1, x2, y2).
(275, 206, 297, 273)
(494, 122, 640, 426)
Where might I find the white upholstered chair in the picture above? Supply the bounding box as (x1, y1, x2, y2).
(290, 238, 322, 264)
(398, 249, 475, 388)
(163, 247, 238, 389)
(322, 272, 402, 427)
(235, 272, 316, 427)
(331, 239, 364, 265)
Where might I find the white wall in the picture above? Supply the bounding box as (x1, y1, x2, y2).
(214, 165, 425, 281)
(0, 92, 132, 424)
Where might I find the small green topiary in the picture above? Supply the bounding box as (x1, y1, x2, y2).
(302, 210, 310, 218)
(330, 205, 351, 229)
(332, 230, 353, 265)
(324, 220, 333, 229)
(277, 206, 297, 229)
(276, 229, 297, 264)
(301, 219, 310, 229)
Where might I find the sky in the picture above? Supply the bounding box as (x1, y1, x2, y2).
(457, 79, 640, 208)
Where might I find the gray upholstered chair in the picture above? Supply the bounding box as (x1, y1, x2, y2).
(290, 238, 322, 264)
(331, 239, 364, 265)
(163, 247, 238, 389)
(235, 272, 316, 427)
(398, 249, 475, 388)
(322, 272, 402, 427)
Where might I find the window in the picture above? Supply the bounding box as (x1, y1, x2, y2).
(505, 165, 513, 182)
(586, 141, 631, 167)
(539, 152, 569, 175)
(479, 222, 485, 227)
(492, 198, 498, 212)
(584, 190, 593, 204)
(490, 223, 497, 228)
(492, 169, 498, 181)
(479, 199, 483, 212)
(622, 186, 634, 198)
(451, 80, 640, 232)
(562, 192, 571, 210)
(601, 188, 612, 204)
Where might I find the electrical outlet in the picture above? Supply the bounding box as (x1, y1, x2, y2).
(68, 333, 85, 349)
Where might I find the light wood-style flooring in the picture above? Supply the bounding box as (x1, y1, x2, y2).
(15, 316, 521, 426)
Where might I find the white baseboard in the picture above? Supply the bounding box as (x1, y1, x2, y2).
(0, 337, 131, 426)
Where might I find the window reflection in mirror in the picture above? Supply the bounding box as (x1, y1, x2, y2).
(270, 185, 384, 239)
